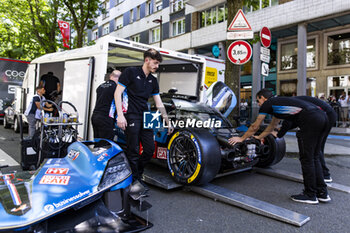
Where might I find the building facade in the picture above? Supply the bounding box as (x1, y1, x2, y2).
(88, 0, 350, 100)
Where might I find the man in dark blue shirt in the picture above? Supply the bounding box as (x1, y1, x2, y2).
(229, 89, 330, 204)
(40, 72, 61, 101)
(274, 96, 336, 183)
(114, 49, 173, 190)
(91, 70, 121, 141)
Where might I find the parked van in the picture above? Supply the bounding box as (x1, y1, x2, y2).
(18, 36, 234, 139)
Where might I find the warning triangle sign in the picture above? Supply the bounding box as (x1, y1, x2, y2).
(228, 9, 252, 31)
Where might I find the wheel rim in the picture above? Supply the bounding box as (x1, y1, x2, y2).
(169, 135, 198, 179)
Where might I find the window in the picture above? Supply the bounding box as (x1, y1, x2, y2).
(170, 0, 184, 13)
(131, 34, 140, 42)
(115, 16, 123, 30)
(172, 18, 185, 36)
(244, 0, 279, 13)
(130, 9, 134, 23)
(327, 32, 350, 66)
(146, 1, 152, 16)
(92, 29, 98, 40)
(136, 6, 141, 20)
(280, 39, 316, 71)
(102, 1, 110, 19)
(155, 0, 162, 12)
(103, 23, 109, 36)
(200, 4, 227, 28)
(150, 27, 160, 43)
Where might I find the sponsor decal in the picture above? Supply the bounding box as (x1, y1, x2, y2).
(39, 175, 71, 185)
(157, 147, 167, 159)
(45, 168, 69, 175)
(51, 190, 90, 208)
(68, 149, 80, 161)
(44, 204, 54, 212)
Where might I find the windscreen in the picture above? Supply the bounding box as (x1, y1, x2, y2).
(107, 44, 202, 97)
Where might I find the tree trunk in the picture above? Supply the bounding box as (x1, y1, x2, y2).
(225, 0, 244, 126)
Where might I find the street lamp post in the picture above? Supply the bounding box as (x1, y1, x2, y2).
(152, 16, 163, 47)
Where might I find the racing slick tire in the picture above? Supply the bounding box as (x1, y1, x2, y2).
(3, 116, 11, 129)
(167, 129, 221, 185)
(255, 134, 286, 168)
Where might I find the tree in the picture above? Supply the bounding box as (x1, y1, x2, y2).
(225, 0, 259, 124)
(0, 0, 101, 60)
(0, 0, 61, 60)
(62, 0, 102, 48)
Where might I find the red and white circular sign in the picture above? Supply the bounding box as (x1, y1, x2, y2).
(260, 27, 271, 48)
(227, 40, 252, 65)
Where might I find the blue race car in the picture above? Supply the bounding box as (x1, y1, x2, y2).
(0, 139, 151, 232)
(115, 92, 286, 185)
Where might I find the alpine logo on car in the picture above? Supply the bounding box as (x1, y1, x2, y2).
(39, 175, 71, 185)
(45, 168, 69, 175)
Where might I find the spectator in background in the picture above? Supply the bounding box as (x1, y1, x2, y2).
(338, 92, 349, 127)
(40, 72, 61, 101)
(328, 95, 340, 125)
(240, 98, 248, 120)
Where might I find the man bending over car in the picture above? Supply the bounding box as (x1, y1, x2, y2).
(228, 88, 330, 204)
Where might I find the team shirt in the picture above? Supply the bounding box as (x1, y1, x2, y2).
(93, 80, 117, 118)
(259, 96, 320, 121)
(41, 74, 60, 96)
(118, 67, 159, 118)
(295, 96, 334, 115)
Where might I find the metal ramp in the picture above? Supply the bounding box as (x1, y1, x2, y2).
(143, 164, 310, 227)
(189, 184, 310, 227)
(254, 167, 350, 194)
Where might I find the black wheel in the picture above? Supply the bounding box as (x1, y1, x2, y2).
(167, 129, 221, 185)
(3, 116, 11, 129)
(14, 117, 20, 133)
(255, 134, 286, 168)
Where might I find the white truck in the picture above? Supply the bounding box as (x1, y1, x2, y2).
(18, 36, 233, 139)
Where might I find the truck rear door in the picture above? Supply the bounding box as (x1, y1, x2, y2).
(62, 58, 94, 139)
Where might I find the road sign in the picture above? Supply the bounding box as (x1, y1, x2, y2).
(227, 40, 252, 65)
(227, 31, 254, 40)
(260, 47, 270, 56)
(260, 27, 272, 48)
(260, 54, 270, 63)
(212, 45, 220, 58)
(261, 63, 269, 76)
(228, 9, 252, 31)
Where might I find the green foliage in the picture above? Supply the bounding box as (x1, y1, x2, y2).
(0, 0, 62, 60)
(0, 0, 102, 60)
(62, 0, 102, 48)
